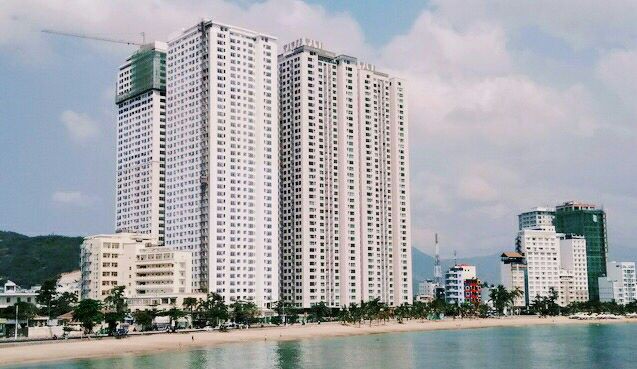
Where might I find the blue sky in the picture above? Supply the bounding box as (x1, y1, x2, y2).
(1, 0, 636, 261)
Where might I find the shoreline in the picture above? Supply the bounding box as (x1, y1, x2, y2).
(1, 316, 635, 367)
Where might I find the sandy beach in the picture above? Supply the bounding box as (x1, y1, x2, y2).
(1, 316, 634, 367)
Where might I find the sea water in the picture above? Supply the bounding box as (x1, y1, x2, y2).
(6, 323, 637, 369)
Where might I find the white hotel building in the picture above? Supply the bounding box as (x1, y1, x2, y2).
(558, 234, 589, 304)
(115, 42, 167, 244)
(515, 216, 589, 306)
(80, 233, 192, 306)
(278, 39, 412, 308)
(164, 21, 278, 308)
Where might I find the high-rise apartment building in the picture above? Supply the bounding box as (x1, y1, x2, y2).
(164, 21, 278, 308)
(554, 201, 608, 300)
(558, 234, 588, 303)
(518, 207, 555, 230)
(278, 39, 412, 308)
(516, 226, 561, 304)
(115, 42, 167, 244)
(599, 261, 636, 305)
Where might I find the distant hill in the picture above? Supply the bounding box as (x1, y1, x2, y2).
(0, 231, 83, 288)
(411, 247, 501, 289)
(0, 229, 516, 291)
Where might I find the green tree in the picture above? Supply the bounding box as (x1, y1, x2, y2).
(51, 292, 78, 317)
(394, 303, 411, 323)
(183, 297, 198, 314)
(231, 301, 259, 326)
(132, 310, 154, 331)
(160, 307, 185, 332)
(309, 301, 330, 322)
(197, 292, 228, 327)
(2, 301, 38, 320)
(489, 285, 509, 315)
(337, 306, 350, 325)
(36, 278, 59, 318)
(73, 299, 103, 334)
(103, 286, 128, 335)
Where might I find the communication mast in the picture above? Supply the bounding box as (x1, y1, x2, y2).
(434, 233, 442, 285)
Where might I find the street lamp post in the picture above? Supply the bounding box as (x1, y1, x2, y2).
(14, 304, 18, 340)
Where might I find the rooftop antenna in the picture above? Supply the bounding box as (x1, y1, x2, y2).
(434, 233, 442, 285)
(454, 250, 457, 266)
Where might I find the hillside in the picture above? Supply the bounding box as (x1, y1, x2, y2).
(0, 231, 83, 287)
(0, 229, 503, 291)
(411, 247, 501, 288)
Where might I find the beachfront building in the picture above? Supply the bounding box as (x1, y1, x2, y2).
(516, 226, 561, 304)
(444, 264, 479, 305)
(164, 21, 278, 308)
(80, 233, 193, 308)
(598, 261, 636, 305)
(115, 42, 167, 244)
(278, 38, 412, 308)
(554, 201, 608, 300)
(418, 279, 440, 298)
(518, 207, 555, 230)
(0, 281, 40, 309)
(500, 251, 527, 307)
(558, 234, 589, 303)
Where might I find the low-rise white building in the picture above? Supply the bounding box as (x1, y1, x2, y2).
(0, 281, 40, 308)
(80, 233, 194, 309)
(418, 279, 439, 298)
(599, 261, 636, 305)
(444, 264, 477, 305)
(500, 251, 527, 307)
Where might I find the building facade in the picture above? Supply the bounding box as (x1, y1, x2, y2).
(554, 201, 608, 300)
(278, 38, 411, 308)
(516, 226, 561, 304)
(115, 42, 167, 244)
(500, 251, 527, 307)
(80, 233, 192, 303)
(518, 207, 555, 230)
(444, 264, 477, 305)
(599, 261, 636, 305)
(558, 234, 589, 303)
(0, 281, 39, 309)
(164, 21, 278, 307)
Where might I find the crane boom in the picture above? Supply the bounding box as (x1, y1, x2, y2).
(42, 29, 144, 46)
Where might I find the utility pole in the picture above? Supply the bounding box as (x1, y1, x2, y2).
(14, 304, 18, 340)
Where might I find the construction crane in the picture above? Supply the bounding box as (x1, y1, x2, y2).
(41, 29, 145, 46)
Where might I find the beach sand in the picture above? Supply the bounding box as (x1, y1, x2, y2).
(1, 316, 634, 366)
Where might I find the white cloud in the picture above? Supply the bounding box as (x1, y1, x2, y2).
(51, 191, 97, 207)
(1, 0, 636, 258)
(0, 0, 370, 61)
(597, 49, 637, 108)
(430, 0, 637, 49)
(60, 110, 99, 143)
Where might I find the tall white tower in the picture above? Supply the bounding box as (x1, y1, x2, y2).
(115, 42, 167, 244)
(165, 21, 278, 307)
(278, 39, 412, 308)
